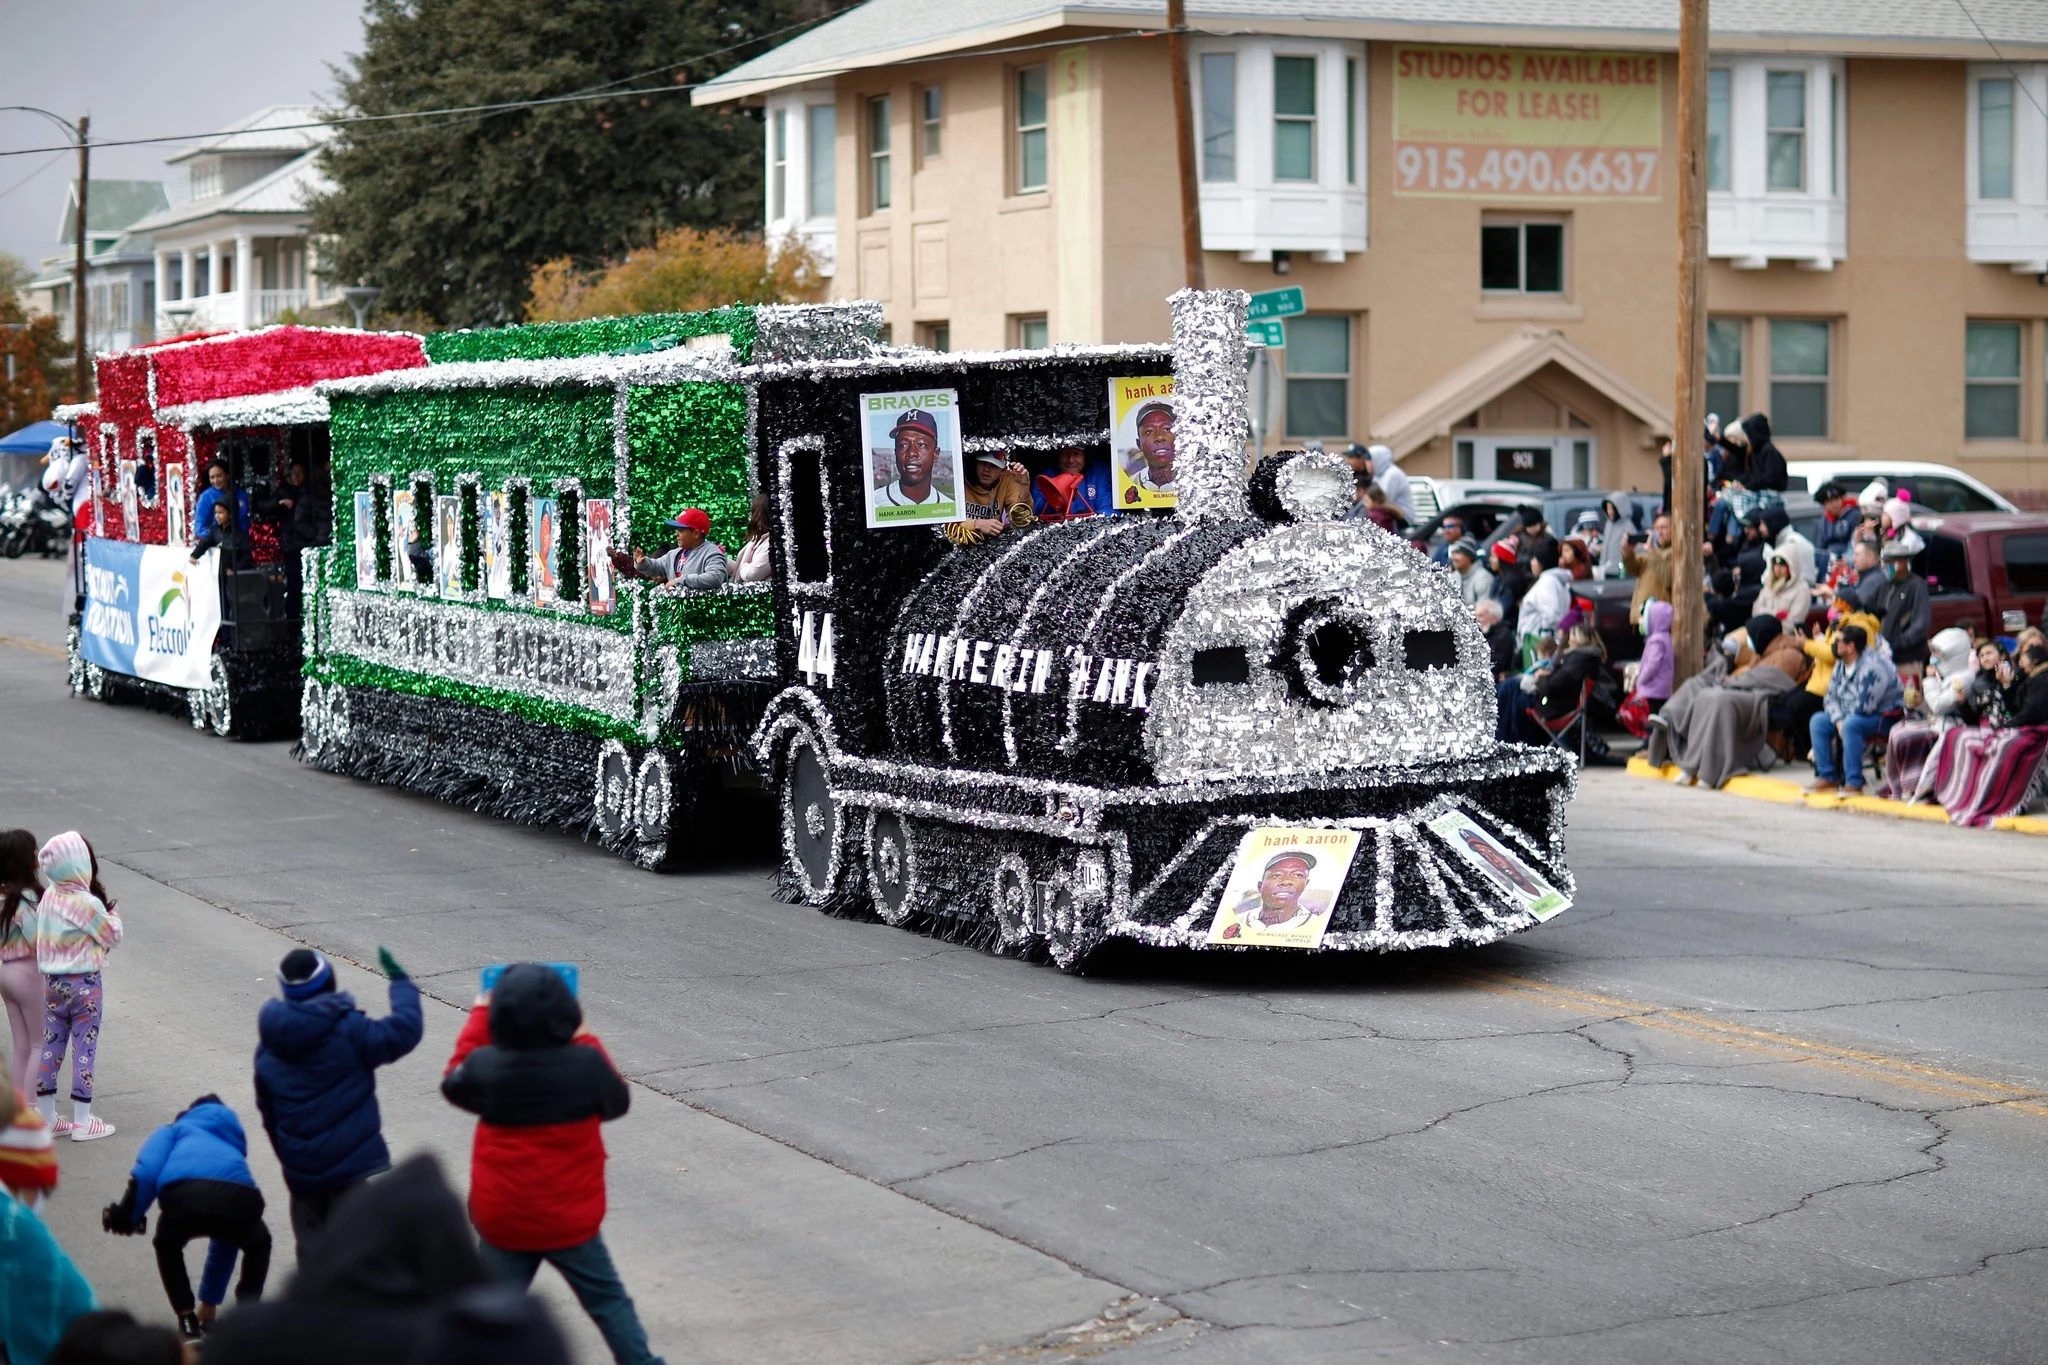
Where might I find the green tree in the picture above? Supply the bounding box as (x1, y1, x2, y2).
(0, 253, 71, 425)
(312, 0, 818, 327)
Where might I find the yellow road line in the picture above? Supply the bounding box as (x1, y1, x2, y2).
(0, 633, 66, 660)
(1626, 753, 2048, 837)
(1460, 968, 2048, 1116)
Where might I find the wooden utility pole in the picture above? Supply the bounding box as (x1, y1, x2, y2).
(72, 115, 91, 403)
(1669, 0, 1707, 682)
(1165, 0, 1204, 288)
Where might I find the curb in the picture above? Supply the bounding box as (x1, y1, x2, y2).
(1624, 754, 2048, 836)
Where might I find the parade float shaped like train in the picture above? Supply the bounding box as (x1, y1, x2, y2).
(283, 288, 1576, 969)
(61, 326, 429, 737)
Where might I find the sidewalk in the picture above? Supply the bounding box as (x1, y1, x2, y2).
(1625, 754, 2048, 836)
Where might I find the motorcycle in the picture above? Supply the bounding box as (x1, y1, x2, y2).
(0, 488, 73, 559)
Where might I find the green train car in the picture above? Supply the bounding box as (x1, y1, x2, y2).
(297, 303, 878, 868)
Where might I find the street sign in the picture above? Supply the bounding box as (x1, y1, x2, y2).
(1245, 319, 1286, 348)
(1246, 286, 1305, 321)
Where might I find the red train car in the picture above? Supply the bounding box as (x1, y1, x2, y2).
(67, 327, 426, 736)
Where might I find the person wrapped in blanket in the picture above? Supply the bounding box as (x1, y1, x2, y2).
(944, 451, 1036, 546)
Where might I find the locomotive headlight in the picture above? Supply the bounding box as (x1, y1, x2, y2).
(1279, 598, 1378, 709)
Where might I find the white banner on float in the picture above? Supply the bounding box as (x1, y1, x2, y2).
(325, 588, 637, 719)
(79, 537, 222, 691)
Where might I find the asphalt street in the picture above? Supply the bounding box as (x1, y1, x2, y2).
(4, 552, 2048, 1365)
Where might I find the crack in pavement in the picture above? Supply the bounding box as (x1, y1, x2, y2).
(891, 1137, 1088, 1187)
(1440, 1245, 2048, 1346)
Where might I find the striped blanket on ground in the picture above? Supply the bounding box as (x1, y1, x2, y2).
(1927, 725, 2048, 827)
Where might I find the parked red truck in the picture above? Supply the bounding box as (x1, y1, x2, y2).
(1909, 513, 2048, 638)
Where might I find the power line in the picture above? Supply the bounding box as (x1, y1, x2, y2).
(1953, 0, 2048, 123)
(0, 151, 64, 203)
(0, 7, 852, 160)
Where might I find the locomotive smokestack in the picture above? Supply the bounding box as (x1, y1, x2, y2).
(1167, 288, 1251, 521)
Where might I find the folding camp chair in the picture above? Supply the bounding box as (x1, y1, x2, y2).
(1524, 677, 1596, 762)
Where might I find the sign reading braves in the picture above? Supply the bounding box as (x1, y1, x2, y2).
(1391, 45, 1663, 200)
(79, 537, 223, 691)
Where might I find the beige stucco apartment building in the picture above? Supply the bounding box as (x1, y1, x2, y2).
(701, 2, 2048, 497)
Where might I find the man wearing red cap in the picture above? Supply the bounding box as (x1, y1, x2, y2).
(628, 508, 728, 592)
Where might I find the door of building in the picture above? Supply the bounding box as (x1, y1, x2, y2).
(1453, 435, 1598, 489)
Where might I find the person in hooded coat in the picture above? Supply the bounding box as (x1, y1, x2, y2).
(101, 1094, 271, 1340)
(1635, 601, 1676, 711)
(1517, 544, 1574, 663)
(1882, 627, 1980, 801)
(1366, 445, 1414, 523)
(442, 965, 663, 1365)
(200, 1153, 544, 1365)
(1752, 547, 1810, 622)
(1762, 502, 1817, 586)
(1647, 617, 1806, 787)
(255, 947, 423, 1256)
(1876, 532, 1933, 681)
(1596, 494, 1632, 579)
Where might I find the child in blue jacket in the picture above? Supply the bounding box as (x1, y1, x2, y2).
(102, 1094, 271, 1340)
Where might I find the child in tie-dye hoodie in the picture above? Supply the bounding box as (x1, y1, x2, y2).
(34, 832, 121, 1141)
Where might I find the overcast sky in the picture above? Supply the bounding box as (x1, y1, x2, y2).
(1, 0, 365, 271)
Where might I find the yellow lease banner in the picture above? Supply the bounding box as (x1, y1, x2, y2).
(1391, 45, 1663, 201)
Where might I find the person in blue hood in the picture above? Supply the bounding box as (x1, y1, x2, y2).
(101, 1093, 271, 1341)
(255, 946, 422, 1257)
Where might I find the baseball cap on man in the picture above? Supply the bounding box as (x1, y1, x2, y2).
(890, 409, 940, 441)
(665, 508, 712, 533)
(1134, 401, 1174, 428)
(1263, 849, 1317, 874)
(974, 450, 1010, 468)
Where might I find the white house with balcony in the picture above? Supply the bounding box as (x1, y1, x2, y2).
(26, 180, 169, 353)
(127, 106, 343, 335)
(1966, 62, 2048, 275)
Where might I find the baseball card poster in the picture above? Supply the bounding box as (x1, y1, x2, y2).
(1207, 826, 1362, 949)
(352, 492, 377, 589)
(530, 496, 558, 606)
(484, 490, 511, 599)
(165, 464, 188, 547)
(390, 489, 418, 590)
(584, 497, 616, 615)
(861, 389, 960, 528)
(1110, 377, 1177, 510)
(433, 495, 461, 597)
(1426, 809, 1569, 920)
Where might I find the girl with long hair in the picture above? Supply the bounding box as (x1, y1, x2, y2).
(0, 831, 44, 1099)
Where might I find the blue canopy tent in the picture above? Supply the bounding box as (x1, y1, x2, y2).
(0, 420, 69, 494)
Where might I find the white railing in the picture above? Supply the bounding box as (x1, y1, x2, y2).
(257, 289, 307, 323)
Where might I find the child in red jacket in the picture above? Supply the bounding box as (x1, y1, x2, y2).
(441, 964, 664, 1365)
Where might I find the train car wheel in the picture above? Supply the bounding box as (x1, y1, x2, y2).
(991, 854, 1040, 955)
(66, 626, 87, 698)
(84, 659, 106, 702)
(866, 810, 919, 926)
(593, 741, 635, 844)
(1045, 884, 1103, 973)
(779, 731, 843, 905)
(201, 655, 234, 737)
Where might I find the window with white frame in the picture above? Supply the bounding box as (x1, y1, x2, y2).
(1185, 37, 1367, 260)
(1273, 55, 1317, 181)
(808, 105, 836, 217)
(1765, 70, 1806, 192)
(1966, 64, 2048, 270)
(1707, 69, 1731, 192)
(1015, 67, 1048, 194)
(1705, 318, 1743, 422)
(1705, 56, 1845, 270)
(1965, 321, 2023, 440)
(1201, 52, 1236, 181)
(920, 86, 942, 160)
(1768, 319, 1831, 439)
(1283, 315, 1351, 439)
(769, 108, 788, 221)
(866, 96, 892, 212)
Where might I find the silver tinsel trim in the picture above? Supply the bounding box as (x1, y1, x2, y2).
(326, 588, 637, 719)
(1147, 520, 1495, 783)
(1274, 450, 1356, 521)
(751, 302, 885, 365)
(159, 387, 328, 431)
(690, 636, 777, 680)
(1166, 288, 1249, 522)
